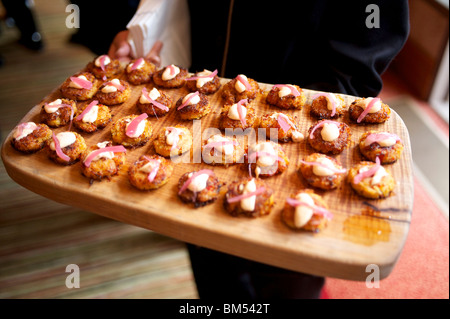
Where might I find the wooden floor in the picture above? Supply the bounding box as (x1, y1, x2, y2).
(0, 0, 198, 299)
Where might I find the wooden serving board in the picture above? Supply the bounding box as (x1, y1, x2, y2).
(1, 72, 413, 281)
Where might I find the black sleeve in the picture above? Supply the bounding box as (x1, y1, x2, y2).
(304, 0, 410, 97)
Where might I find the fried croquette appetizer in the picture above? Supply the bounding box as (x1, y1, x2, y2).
(96, 78, 131, 106)
(177, 169, 222, 208)
(202, 134, 245, 166)
(221, 74, 260, 104)
(80, 141, 126, 182)
(153, 125, 192, 158)
(46, 131, 86, 165)
(128, 154, 173, 190)
(111, 114, 152, 148)
(224, 177, 274, 218)
(137, 87, 173, 118)
(185, 69, 221, 95)
(60, 72, 99, 101)
(348, 158, 395, 199)
(310, 92, 347, 119)
(259, 112, 304, 143)
(266, 84, 306, 110)
(87, 54, 122, 80)
(72, 100, 111, 133)
(219, 99, 259, 130)
(153, 64, 188, 89)
(125, 57, 157, 85)
(176, 91, 211, 120)
(307, 120, 351, 155)
(11, 122, 52, 153)
(349, 97, 391, 124)
(282, 189, 332, 232)
(299, 153, 346, 190)
(359, 131, 404, 164)
(246, 140, 289, 178)
(40, 98, 77, 128)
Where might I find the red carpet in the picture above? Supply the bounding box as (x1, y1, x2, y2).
(324, 177, 449, 299)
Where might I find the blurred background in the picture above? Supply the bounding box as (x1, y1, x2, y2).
(0, 0, 448, 298)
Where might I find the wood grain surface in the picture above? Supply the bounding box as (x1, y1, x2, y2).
(1, 70, 414, 281)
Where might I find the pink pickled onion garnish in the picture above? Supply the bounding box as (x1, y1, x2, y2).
(168, 64, 176, 76)
(69, 76, 93, 90)
(299, 160, 347, 174)
(236, 75, 252, 91)
(312, 93, 337, 116)
(126, 113, 148, 138)
(247, 151, 284, 164)
(357, 97, 381, 123)
(142, 88, 169, 112)
(177, 91, 200, 110)
(227, 186, 266, 204)
(353, 157, 381, 185)
(99, 55, 108, 72)
(104, 80, 125, 92)
(186, 69, 218, 81)
(273, 84, 300, 97)
(365, 132, 401, 146)
(309, 120, 340, 139)
(130, 58, 145, 71)
(166, 127, 184, 151)
(75, 100, 98, 121)
(236, 99, 248, 127)
(286, 197, 333, 219)
(277, 113, 296, 133)
(178, 169, 214, 194)
(15, 122, 37, 137)
(83, 145, 126, 167)
(142, 156, 160, 182)
(52, 133, 71, 162)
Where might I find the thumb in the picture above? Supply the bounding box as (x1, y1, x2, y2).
(115, 42, 131, 58)
(146, 40, 163, 66)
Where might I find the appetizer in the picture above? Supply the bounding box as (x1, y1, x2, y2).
(224, 177, 274, 218)
(81, 141, 126, 182)
(96, 78, 131, 106)
(153, 64, 188, 89)
(137, 87, 173, 118)
(299, 153, 346, 190)
(219, 99, 259, 130)
(40, 98, 76, 128)
(307, 120, 351, 155)
(349, 97, 390, 124)
(88, 54, 122, 80)
(125, 57, 157, 85)
(259, 111, 304, 143)
(177, 169, 222, 208)
(46, 131, 87, 165)
(186, 69, 221, 95)
(111, 114, 152, 148)
(60, 72, 99, 101)
(266, 84, 306, 110)
(221, 74, 260, 104)
(348, 158, 395, 199)
(128, 154, 173, 190)
(176, 91, 211, 120)
(202, 133, 245, 166)
(11, 122, 52, 153)
(246, 140, 289, 178)
(310, 92, 346, 119)
(282, 189, 332, 232)
(72, 100, 111, 133)
(153, 125, 192, 158)
(358, 131, 403, 164)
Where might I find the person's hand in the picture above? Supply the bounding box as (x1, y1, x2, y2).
(108, 30, 163, 66)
